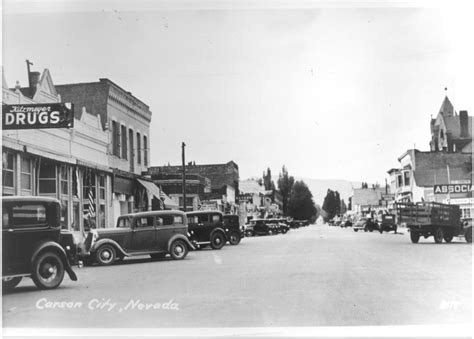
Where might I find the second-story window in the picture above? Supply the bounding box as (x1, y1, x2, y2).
(397, 175, 403, 188)
(137, 132, 141, 165)
(403, 171, 410, 187)
(144, 135, 148, 166)
(121, 125, 128, 160)
(112, 121, 120, 156)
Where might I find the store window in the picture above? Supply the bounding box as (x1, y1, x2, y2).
(98, 174, 106, 228)
(2, 151, 15, 191)
(39, 162, 57, 195)
(20, 157, 32, 193)
(60, 201, 68, 229)
(83, 172, 97, 231)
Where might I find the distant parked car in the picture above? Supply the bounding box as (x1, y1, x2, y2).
(353, 217, 379, 232)
(222, 214, 244, 245)
(244, 219, 279, 236)
(341, 219, 353, 228)
(268, 219, 289, 234)
(82, 210, 194, 265)
(2, 196, 78, 290)
(378, 214, 397, 233)
(187, 211, 228, 249)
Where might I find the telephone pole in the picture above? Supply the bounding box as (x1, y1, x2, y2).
(182, 142, 186, 212)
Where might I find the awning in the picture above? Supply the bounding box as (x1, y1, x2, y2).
(137, 179, 179, 209)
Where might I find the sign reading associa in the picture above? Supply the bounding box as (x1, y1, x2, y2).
(2, 103, 74, 130)
(433, 184, 473, 194)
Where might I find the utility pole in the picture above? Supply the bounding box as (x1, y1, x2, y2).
(182, 142, 186, 212)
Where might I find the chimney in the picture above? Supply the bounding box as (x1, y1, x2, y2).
(460, 110, 469, 138)
(29, 71, 41, 95)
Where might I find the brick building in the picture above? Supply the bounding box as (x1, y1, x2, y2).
(148, 161, 239, 212)
(388, 96, 473, 218)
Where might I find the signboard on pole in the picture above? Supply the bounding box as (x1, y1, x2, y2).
(2, 103, 74, 130)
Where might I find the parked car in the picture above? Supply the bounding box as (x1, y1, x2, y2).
(244, 219, 279, 236)
(378, 214, 397, 233)
(186, 211, 228, 249)
(353, 217, 379, 232)
(2, 196, 78, 290)
(82, 210, 194, 265)
(341, 219, 353, 228)
(268, 218, 289, 234)
(289, 220, 301, 229)
(461, 218, 472, 243)
(222, 214, 244, 245)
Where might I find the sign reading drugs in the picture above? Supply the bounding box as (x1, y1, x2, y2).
(433, 184, 473, 194)
(2, 103, 74, 130)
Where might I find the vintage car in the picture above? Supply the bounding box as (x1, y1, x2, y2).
(353, 217, 379, 232)
(82, 210, 195, 265)
(186, 211, 228, 249)
(378, 214, 397, 233)
(244, 219, 279, 236)
(222, 214, 244, 245)
(268, 218, 289, 234)
(2, 196, 78, 290)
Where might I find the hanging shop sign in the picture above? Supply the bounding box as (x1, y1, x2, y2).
(2, 103, 74, 130)
(433, 184, 473, 194)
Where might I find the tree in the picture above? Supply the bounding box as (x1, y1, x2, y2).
(340, 199, 347, 215)
(322, 189, 341, 221)
(287, 181, 317, 220)
(277, 165, 295, 216)
(262, 168, 275, 191)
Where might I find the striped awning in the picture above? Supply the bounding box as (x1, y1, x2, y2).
(137, 179, 178, 209)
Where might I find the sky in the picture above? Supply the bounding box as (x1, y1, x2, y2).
(2, 0, 473, 184)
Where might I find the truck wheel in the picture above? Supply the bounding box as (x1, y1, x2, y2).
(210, 232, 225, 250)
(95, 244, 116, 266)
(32, 251, 65, 290)
(434, 227, 444, 244)
(465, 227, 472, 243)
(2, 277, 22, 291)
(443, 234, 454, 243)
(169, 240, 188, 260)
(229, 232, 241, 245)
(410, 231, 420, 243)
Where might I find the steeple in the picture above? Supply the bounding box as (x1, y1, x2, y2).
(439, 95, 454, 117)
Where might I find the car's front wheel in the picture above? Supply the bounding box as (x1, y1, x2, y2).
(32, 251, 65, 290)
(169, 240, 188, 260)
(95, 244, 116, 266)
(281, 228, 288, 234)
(2, 277, 22, 291)
(210, 232, 225, 249)
(229, 232, 241, 245)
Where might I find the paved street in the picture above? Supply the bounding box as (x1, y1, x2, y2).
(2, 225, 472, 328)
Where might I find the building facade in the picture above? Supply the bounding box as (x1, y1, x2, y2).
(388, 96, 473, 218)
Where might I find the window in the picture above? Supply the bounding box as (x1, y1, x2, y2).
(137, 132, 141, 164)
(2, 151, 15, 189)
(174, 215, 184, 224)
(199, 214, 210, 223)
(21, 157, 32, 191)
(129, 129, 134, 171)
(117, 217, 132, 228)
(12, 204, 47, 228)
(188, 215, 199, 224)
(137, 216, 154, 227)
(397, 175, 403, 188)
(112, 120, 120, 156)
(121, 125, 128, 159)
(404, 171, 410, 186)
(98, 175, 106, 200)
(462, 208, 471, 219)
(73, 201, 80, 231)
(39, 162, 56, 194)
(60, 201, 68, 229)
(143, 135, 148, 166)
(83, 172, 96, 231)
(212, 214, 221, 223)
(60, 165, 68, 195)
(99, 205, 106, 229)
(157, 215, 174, 226)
